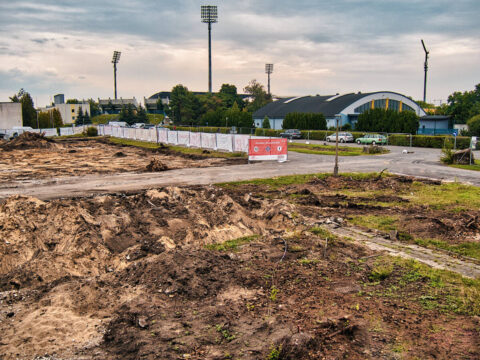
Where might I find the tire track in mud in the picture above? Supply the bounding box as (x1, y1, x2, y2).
(325, 224, 480, 279)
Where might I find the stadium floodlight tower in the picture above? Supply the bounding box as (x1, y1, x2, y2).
(265, 63, 273, 95)
(421, 40, 429, 103)
(112, 51, 121, 100)
(201, 5, 218, 93)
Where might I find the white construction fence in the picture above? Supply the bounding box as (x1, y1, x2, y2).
(98, 125, 262, 153)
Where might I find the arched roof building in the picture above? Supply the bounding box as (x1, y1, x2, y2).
(253, 91, 428, 130)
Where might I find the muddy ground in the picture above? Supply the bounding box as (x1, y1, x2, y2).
(0, 135, 245, 185)
(1, 175, 479, 359)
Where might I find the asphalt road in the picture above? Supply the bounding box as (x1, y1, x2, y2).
(0, 143, 478, 200)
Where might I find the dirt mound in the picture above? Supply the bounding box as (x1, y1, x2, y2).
(146, 158, 169, 171)
(0, 131, 56, 151)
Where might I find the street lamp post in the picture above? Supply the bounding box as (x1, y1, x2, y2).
(112, 51, 121, 100)
(333, 114, 341, 176)
(201, 5, 218, 93)
(421, 40, 429, 103)
(265, 64, 273, 95)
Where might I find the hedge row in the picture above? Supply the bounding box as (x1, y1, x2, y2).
(253, 129, 474, 149)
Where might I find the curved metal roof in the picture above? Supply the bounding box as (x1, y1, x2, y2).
(253, 91, 426, 118)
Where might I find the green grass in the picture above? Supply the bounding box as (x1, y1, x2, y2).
(91, 114, 118, 124)
(204, 235, 259, 251)
(310, 226, 338, 241)
(91, 113, 164, 125)
(349, 215, 398, 231)
(107, 137, 246, 158)
(414, 238, 480, 260)
(217, 172, 382, 190)
(408, 181, 480, 211)
(450, 159, 480, 171)
(374, 256, 480, 316)
(288, 142, 389, 156)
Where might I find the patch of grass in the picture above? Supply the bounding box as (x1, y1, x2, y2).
(408, 181, 480, 211)
(91, 114, 118, 124)
(349, 215, 398, 232)
(108, 137, 246, 158)
(204, 235, 259, 252)
(269, 286, 279, 302)
(450, 159, 480, 171)
(288, 142, 389, 156)
(377, 256, 480, 316)
(266, 345, 282, 360)
(217, 172, 384, 189)
(298, 258, 319, 265)
(414, 238, 480, 260)
(369, 260, 394, 282)
(215, 324, 236, 342)
(310, 226, 338, 241)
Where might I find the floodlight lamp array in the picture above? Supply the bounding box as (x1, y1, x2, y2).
(201, 5, 218, 23)
(112, 51, 121, 64)
(265, 63, 274, 74)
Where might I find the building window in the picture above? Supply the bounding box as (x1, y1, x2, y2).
(72, 109, 75, 113)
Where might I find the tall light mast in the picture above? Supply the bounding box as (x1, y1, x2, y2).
(201, 5, 218, 93)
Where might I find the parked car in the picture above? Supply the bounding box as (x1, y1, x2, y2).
(356, 134, 387, 145)
(326, 132, 354, 143)
(142, 124, 155, 129)
(280, 129, 302, 139)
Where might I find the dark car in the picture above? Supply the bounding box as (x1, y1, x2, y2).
(280, 129, 302, 139)
(143, 124, 155, 129)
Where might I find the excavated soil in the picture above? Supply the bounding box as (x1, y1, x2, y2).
(0, 176, 479, 359)
(0, 137, 246, 184)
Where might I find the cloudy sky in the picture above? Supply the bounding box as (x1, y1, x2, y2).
(1, 0, 479, 107)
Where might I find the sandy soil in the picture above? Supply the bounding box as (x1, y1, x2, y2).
(1, 176, 479, 359)
(0, 136, 245, 185)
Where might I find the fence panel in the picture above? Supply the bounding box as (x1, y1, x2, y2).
(201, 133, 216, 149)
(233, 134, 250, 153)
(158, 128, 168, 143)
(167, 131, 178, 145)
(190, 132, 201, 148)
(177, 131, 190, 146)
(217, 134, 233, 152)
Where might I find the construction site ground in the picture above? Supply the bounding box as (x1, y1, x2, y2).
(0, 136, 479, 359)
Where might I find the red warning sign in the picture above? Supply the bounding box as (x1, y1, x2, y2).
(248, 138, 288, 161)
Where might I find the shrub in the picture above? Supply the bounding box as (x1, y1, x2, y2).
(262, 116, 271, 129)
(283, 112, 326, 130)
(85, 126, 98, 137)
(467, 114, 480, 136)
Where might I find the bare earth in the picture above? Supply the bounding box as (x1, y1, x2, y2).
(0, 137, 479, 359)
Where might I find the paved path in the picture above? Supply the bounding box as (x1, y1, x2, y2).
(326, 224, 480, 279)
(0, 144, 478, 200)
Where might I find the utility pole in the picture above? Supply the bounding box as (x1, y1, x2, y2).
(333, 115, 340, 176)
(421, 40, 429, 103)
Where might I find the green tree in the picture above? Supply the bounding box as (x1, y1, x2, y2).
(136, 105, 148, 123)
(356, 108, 418, 134)
(447, 84, 480, 124)
(52, 108, 63, 127)
(167, 84, 199, 124)
(11, 89, 36, 127)
(76, 107, 84, 125)
(66, 99, 80, 104)
(219, 84, 244, 109)
(87, 99, 101, 117)
(283, 112, 326, 130)
(119, 104, 137, 125)
(262, 116, 271, 129)
(37, 112, 50, 128)
(83, 110, 91, 125)
(243, 79, 272, 112)
(467, 114, 480, 136)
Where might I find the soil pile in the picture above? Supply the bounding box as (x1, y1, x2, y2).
(0, 131, 56, 151)
(1, 178, 479, 359)
(146, 158, 169, 171)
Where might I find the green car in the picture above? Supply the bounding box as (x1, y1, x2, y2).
(356, 134, 387, 145)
